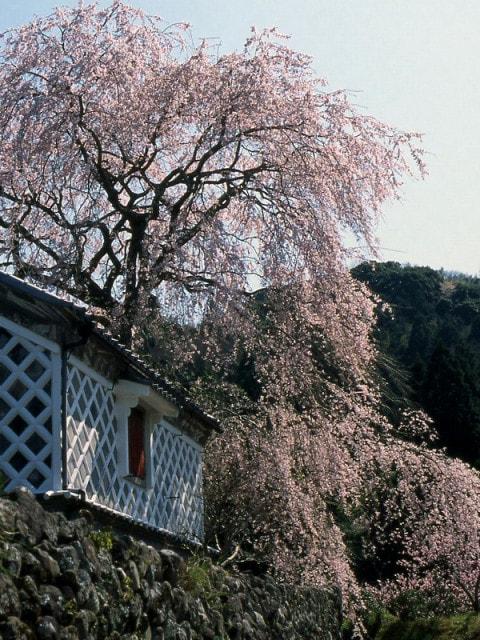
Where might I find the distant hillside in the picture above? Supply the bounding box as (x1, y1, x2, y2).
(352, 261, 480, 467)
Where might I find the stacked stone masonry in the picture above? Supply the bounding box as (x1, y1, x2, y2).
(0, 490, 342, 640)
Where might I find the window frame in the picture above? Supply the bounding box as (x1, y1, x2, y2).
(114, 379, 178, 491)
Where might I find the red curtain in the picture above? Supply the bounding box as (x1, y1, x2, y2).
(128, 406, 145, 479)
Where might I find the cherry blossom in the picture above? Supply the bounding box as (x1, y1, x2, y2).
(4, 3, 476, 625)
(0, 1, 424, 347)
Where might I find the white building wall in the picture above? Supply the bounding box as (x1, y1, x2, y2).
(65, 357, 204, 540)
(0, 316, 62, 492)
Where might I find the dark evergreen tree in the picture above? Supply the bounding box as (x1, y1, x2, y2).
(422, 342, 480, 464)
(353, 261, 480, 466)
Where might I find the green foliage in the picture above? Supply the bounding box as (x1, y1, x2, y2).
(180, 556, 214, 598)
(64, 599, 77, 614)
(326, 499, 371, 579)
(374, 613, 480, 640)
(179, 555, 226, 605)
(421, 342, 480, 462)
(361, 592, 479, 639)
(362, 604, 397, 640)
(90, 528, 113, 552)
(353, 261, 480, 466)
(340, 618, 355, 639)
(63, 598, 77, 622)
(121, 573, 133, 602)
(330, 465, 409, 587)
(387, 589, 457, 621)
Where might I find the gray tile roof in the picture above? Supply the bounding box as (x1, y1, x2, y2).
(0, 271, 220, 432)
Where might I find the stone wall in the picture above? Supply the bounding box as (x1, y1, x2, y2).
(0, 489, 342, 640)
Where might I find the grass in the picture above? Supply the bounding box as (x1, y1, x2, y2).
(180, 556, 214, 598)
(179, 555, 227, 606)
(375, 613, 480, 640)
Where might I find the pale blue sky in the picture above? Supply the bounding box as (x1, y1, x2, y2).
(2, 1, 480, 274)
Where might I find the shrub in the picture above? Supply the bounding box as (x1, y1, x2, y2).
(90, 528, 113, 552)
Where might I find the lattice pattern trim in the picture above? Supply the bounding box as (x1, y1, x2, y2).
(0, 317, 61, 493)
(65, 360, 204, 540)
(152, 423, 203, 539)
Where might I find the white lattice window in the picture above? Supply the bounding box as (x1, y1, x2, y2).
(0, 316, 61, 492)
